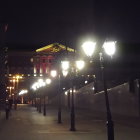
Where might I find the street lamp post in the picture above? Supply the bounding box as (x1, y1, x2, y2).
(61, 59, 85, 131)
(39, 95, 42, 113)
(82, 41, 116, 140)
(99, 52, 114, 140)
(50, 70, 62, 124)
(58, 74, 62, 123)
(70, 76, 76, 131)
(43, 95, 46, 116)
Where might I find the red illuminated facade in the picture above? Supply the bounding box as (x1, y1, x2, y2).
(33, 43, 74, 77)
(33, 54, 54, 76)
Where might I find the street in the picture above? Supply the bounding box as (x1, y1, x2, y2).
(0, 104, 140, 140)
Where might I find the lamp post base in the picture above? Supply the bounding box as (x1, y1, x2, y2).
(70, 109, 76, 131)
(58, 110, 62, 123)
(106, 120, 114, 140)
(43, 105, 46, 116)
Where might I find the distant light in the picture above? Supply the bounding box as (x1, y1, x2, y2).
(73, 89, 76, 93)
(103, 41, 116, 56)
(63, 87, 65, 90)
(32, 82, 39, 90)
(34, 74, 37, 77)
(92, 87, 95, 90)
(50, 70, 57, 77)
(62, 70, 68, 77)
(76, 60, 85, 70)
(30, 58, 33, 62)
(46, 78, 51, 85)
(38, 79, 43, 83)
(19, 89, 28, 95)
(82, 41, 96, 57)
(38, 79, 46, 87)
(9, 74, 12, 76)
(70, 89, 72, 93)
(61, 61, 69, 70)
(65, 91, 68, 95)
(16, 75, 20, 79)
(40, 74, 43, 77)
(28, 74, 30, 76)
(85, 80, 88, 84)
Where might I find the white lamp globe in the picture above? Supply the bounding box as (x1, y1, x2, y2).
(62, 70, 68, 77)
(46, 78, 51, 85)
(103, 41, 116, 56)
(82, 41, 96, 57)
(61, 61, 69, 70)
(76, 60, 85, 70)
(50, 70, 57, 77)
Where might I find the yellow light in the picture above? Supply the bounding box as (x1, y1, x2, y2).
(16, 75, 20, 79)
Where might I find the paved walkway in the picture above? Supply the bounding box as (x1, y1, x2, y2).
(0, 104, 140, 140)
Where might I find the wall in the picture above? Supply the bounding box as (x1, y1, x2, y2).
(50, 80, 140, 117)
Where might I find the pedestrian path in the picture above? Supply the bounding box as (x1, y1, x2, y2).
(0, 104, 140, 140)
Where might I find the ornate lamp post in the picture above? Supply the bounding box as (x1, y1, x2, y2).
(82, 40, 116, 140)
(61, 59, 85, 131)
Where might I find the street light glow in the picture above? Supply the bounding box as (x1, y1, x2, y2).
(46, 78, 51, 84)
(76, 60, 85, 70)
(62, 70, 68, 77)
(19, 89, 28, 95)
(65, 91, 68, 95)
(38, 79, 46, 87)
(32, 82, 40, 90)
(103, 41, 116, 56)
(85, 80, 88, 84)
(61, 61, 69, 70)
(50, 70, 57, 77)
(82, 41, 96, 57)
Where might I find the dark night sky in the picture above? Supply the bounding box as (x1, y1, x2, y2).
(0, 0, 140, 50)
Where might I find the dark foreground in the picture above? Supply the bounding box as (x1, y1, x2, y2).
(0, 104, 140, 140)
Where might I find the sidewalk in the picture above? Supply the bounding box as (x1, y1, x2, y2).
(74, 107, 140, 129)
(0, 104, 140, 140)
(35, 104, 140, 130)
(42, 105, 140, 130)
